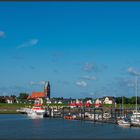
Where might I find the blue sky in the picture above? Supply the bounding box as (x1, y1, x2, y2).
(0, 2, 140, 98)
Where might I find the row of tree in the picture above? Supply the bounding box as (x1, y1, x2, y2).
(115, 96, 140, 104)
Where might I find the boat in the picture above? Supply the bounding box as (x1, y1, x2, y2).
(16, 107, 31, 114)
(130, 110, 140, 126)
(117, 116, 131, 127)
(64, 115, 75, 120)
(116, 95, 131, 127)
(130, 76, 140, 126)
(103, 113, 111, 120)
(27, 104, 46, 119)
(63, 112, 77, 120)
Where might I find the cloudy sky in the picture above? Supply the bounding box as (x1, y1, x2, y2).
(0, 2, 140, 98)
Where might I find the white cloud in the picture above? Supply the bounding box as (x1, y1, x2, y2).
(30, 81, 45, 85)
(128, 67, 140, 76)
(38, 81, 46, 85)
(82, 75, 96, 80)
(17, 39, 38, 48)
(76, 80, 87, 87)
(84, 62, 94, 72)
(0, 31, 5, 37)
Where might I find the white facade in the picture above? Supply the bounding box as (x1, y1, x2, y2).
(95, 99, 102, 104)
(58, 100, 62, 104)
(103, 97, 113, 104)
(88, 100, 92, 104)
(6, 99, 13, 104)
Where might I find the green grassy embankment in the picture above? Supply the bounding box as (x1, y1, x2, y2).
(0, 103, 32, 114)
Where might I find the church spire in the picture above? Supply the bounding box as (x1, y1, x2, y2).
(44, 81, 50, 99)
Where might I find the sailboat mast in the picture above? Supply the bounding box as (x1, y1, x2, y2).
(135, 76, 138, 112)
(122, 96, 124, 115)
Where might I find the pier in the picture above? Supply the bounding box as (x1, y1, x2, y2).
(44, 106, 135, 125)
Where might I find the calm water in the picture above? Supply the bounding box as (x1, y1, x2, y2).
(0, 114, 140, 139)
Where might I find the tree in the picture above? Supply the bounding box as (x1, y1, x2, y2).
(10, 95, 16, 98)
(18, 93, 29, 100)
(0, 96, 5, 103)
(115, 97, 122, 104)
(130, 96, 136, 104)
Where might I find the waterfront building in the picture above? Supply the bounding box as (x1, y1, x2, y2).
(4, 96, 15, 104)
(27, 81, 51, 103)
(102, 96, 116, 107)
(94, 98, 102, 108)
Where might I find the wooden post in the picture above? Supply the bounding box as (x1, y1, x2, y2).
(94, 108, 95, 121)
(80, 107, 82, 120)
(84, 107, 85, 120)
(114, 108, 116, 122)
(69, 107, 71, 115)
(101, 108, 103, 120)
(61, 107, 64, 118)
(49, 107, 52, 118)
(111, 108, 112, 119)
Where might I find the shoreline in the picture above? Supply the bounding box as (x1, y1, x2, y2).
(0, 112, 20, 114)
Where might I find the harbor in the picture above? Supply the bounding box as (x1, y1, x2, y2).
(16, 105, 140, 128)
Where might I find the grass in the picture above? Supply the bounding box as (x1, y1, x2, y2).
(0, 103, 31, 107)
(0, 111, 20, 114)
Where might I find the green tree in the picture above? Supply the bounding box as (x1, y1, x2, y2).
(18, 93, 29, 100)
(0, 96, 5, 103)
(115, 97, 122, 104)
(130, 96, 136, 104)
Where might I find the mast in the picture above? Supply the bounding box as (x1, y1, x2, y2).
(122, 96, 124, 116)
(135, 76, 138, 112)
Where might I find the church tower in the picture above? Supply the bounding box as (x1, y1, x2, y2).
(44, 81, 50, 99)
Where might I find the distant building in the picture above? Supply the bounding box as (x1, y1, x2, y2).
(4, 96, 16, 104)
(94, 98, 102, 108)
(102, 96, 116, 105)
(28, 81, 51, 101)
(44, 81, 50, 99)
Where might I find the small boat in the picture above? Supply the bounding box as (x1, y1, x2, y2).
(64, 114, 75, 120)
(130, 110, 140, 126)
(27, 104, 46, 119)
(117, 116, 131, 127)
(103, 113, 111, 120)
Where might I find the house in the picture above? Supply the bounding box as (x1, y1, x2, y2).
(4, 96, 15, 104)
(34, 98, 43, 105)
(46, 98, 52, 104)
(27, 81, 51, 104)
(94, 98, 102, 108)
(102, 96, 116, 107)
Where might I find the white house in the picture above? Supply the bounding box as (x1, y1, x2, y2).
(102, 96, 116, 106)
(103, 97, 113, 104)
(94, 98, 102, 107)
(86, 99, 92, 104)
(6, 99, 13, 104)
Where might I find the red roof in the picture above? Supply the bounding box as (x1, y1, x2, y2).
(28, 92, 46, 99)
(85, 102, 91, 107)
(69, 102, 77, 106)
(77, 102, 83, 107)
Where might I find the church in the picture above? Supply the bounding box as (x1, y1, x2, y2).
(27, 81, 50, 100)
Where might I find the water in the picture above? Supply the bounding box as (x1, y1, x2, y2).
(0, 114, 140, 139)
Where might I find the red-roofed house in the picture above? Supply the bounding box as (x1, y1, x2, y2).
(28, 92, 46, 99)
(28, 81, 51, 100)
